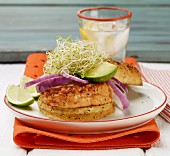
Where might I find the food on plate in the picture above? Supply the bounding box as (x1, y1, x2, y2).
(38, 82, 115, 121)
(20, 75, 40, 98)
(108, 60, 143, 86)
(84, 62, 118, 82)
(9, 36, 142, 121)
(6, 84, 34, 106)
(36, 60, 142, 120)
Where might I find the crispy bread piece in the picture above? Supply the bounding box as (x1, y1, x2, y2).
(38, 100, 115, 121)
(108, 60, 143, 86)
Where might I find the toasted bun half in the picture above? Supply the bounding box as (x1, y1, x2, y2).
(108, 60, 143, 86)
(38, 99, 115, 121)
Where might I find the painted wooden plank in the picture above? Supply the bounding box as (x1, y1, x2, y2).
(1, 50, 169, 63)
(0, 0, 170, 5)
(0, 6, 169, 18)
(1, 31, 170, 46)
(0, 7, 170, 33)
(1, 7, 169, 38)
(1, 33, 170, 62)
(127, 50, 170, 62)
(0, 5, 170, 62)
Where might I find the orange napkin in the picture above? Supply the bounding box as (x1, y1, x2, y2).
(125, 57, 138, 66)
(13, 53, 160, 149)
(24, 52, 47, 79)
(14, 118, 159, 150)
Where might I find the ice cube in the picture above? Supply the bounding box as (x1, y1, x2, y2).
(97, 22, 116, 31)
(105, 26, 130, 55)
(114, 22, 127, 31)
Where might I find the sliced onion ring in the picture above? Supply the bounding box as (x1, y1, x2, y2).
(62, 70, 89, 84)
(24, 74, 61, 88)
(111, 77, 128, 94)
(36, 77, 73, 93)
(112, 94, 124, 110)
(107, 80, 129, 110)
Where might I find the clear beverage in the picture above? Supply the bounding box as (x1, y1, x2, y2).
(80, 21, 130, 61)
(77, 7, 132, 61)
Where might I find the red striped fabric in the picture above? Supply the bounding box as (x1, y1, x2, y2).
(138, 63, 170, 123)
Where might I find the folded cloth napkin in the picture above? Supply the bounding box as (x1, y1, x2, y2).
(14, 118, 159, 150)
(13, 53, 160, 149)
(24, 52, 47, 79)
(126, 57, 170, 124)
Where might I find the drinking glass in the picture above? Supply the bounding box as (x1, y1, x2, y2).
(77, 7, 132, 61)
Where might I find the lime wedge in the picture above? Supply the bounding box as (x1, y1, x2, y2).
(6, 84, 34, 106)
(84, 62, 118, 82)
(20, 75, 40, 98)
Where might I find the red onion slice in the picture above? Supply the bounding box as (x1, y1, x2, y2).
(112, 77, 128, 94)
(24, 74, 61, 88)
(36, 77, 73, 93)
(112, 94, 124, 110)
(107, 80, 129, 110)
(62, 70, 89, 84)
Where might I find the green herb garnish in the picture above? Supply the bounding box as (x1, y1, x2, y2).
(44, 36, 105, 78)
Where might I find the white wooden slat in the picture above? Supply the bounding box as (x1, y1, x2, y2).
(0, 0, 170, 5)
(0, 5, 169, 62)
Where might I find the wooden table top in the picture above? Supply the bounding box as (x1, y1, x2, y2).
(0, 0, 170, 63)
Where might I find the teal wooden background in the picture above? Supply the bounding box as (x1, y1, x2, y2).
(0, 0, 170, 62)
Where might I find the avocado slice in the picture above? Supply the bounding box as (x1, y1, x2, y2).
(84, 62, 118, 82)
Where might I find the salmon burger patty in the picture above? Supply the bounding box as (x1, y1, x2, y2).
(37, 82, 115, 121)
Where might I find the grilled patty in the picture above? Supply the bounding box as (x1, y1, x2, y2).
(39, 82, 113, 109)
(37, 82, 115, 121)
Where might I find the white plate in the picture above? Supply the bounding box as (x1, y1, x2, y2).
(4, 82, 167, 134)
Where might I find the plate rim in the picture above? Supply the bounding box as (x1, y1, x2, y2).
(4, 81, 167, 123)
